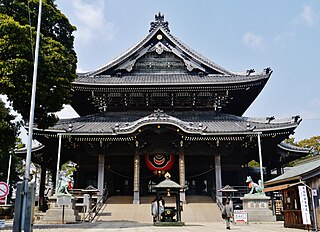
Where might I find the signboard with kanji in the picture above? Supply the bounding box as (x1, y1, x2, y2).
(234, 210, 248, 223)
(298, 185, 311, 225)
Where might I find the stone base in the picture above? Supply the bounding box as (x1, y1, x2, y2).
(241, 193, 276, 222)
(0, 205, 13, 219)
(42, 195, 80, 224)
(154, 221, 185, 226)
(133, 191, 140, 204)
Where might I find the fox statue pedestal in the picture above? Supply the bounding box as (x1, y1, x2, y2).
(42, 194, 80, 224)
(240, 193, 276, 222)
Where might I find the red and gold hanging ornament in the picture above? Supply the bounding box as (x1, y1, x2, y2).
(145, 154, 174, 175)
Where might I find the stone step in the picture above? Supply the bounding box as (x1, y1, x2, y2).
(95, 195, 222, 223)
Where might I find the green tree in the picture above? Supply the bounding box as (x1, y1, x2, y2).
(297, 136, 320, 156)
(285, 136, 319, 166)
(0, 98, 22, 185)
(0, 0, 77, 128)
(284, 137, 296, 146)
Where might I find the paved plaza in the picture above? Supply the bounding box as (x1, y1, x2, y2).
(0, 221, 307, 232)
(0, 196, 309, 231)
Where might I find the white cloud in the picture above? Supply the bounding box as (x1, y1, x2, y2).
(71, 0, 115, 44)
(293, 5, 316, 27)
(273, 5, 316, 45)
(273, 32, 294, 44)
(242, 32, 264, 50)
(300, 5, 315, 26)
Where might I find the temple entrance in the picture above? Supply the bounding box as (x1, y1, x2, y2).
(185, 155, 215, 196)
(140, 153, 180, 196)
(105, 155, 133, 196)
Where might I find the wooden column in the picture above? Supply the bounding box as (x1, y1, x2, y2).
(179, 140, 186, 203)
(97, 147, 105, 196)
(133, 141, 140, 204)
(38, 166, 46, 212)
(215, 154, 222, 199)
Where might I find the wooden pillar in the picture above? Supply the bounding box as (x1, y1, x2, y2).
(215, 154, 222, 198)
(276, 166, 282, 176)
(133, 141, 140, 204)
(38, 166, 46, 212)
(179, 140, 186, 203)
(97, 148, 105, 196)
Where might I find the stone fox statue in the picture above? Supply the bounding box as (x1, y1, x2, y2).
(57, 172, 73, 195)
(246, 176, 264, 194)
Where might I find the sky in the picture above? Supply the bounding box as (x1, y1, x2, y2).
(23, 0, 320, 142)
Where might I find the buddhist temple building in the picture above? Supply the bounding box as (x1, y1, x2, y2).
(30, 13, 308, 205)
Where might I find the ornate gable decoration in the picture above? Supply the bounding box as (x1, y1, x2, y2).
(113, 109, 206, 134)
(150, 13, 170, 32)
(85, 13, 232, 77)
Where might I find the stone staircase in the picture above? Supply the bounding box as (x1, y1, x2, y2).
(94, 195, 222, 223)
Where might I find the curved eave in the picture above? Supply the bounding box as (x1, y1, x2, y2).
(32, 112, 300, 139)
(14, 144, 45, 155)
(278, 142, 311, 154)
(72, 73, 270, 89)
(81, 26, 234, 78)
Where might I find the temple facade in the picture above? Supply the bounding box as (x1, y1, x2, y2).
(32, 14, 306, 204)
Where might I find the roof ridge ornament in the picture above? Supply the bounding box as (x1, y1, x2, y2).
(149, 12, 170, 32)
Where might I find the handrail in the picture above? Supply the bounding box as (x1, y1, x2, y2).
(216, 195, 223, 211)
(83, 188, 109, 222)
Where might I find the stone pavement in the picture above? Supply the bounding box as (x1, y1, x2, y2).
(0, 196, 308, 231)
(0, 221, 307, 232)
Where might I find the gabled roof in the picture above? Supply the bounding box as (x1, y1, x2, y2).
(80, 13, 233, 78)
(76, 13, 272, 81)
(71, 14, 273, 117)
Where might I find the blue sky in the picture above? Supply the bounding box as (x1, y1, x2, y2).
(52, 0, 320, 142)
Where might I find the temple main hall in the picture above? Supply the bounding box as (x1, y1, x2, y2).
(32, 13, 306, 205)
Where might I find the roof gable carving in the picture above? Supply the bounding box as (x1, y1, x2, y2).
(84, 13, 232, 77)
(149, 12, 170, 32)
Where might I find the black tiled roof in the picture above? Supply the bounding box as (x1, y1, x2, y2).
(265, 156, 320, 185)
(74, 73, 269, 86)
(278, 142, 311, 153)
(41, 110, 300, 135)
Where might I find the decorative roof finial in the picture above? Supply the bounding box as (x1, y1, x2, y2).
(149, 12, 170, 32)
